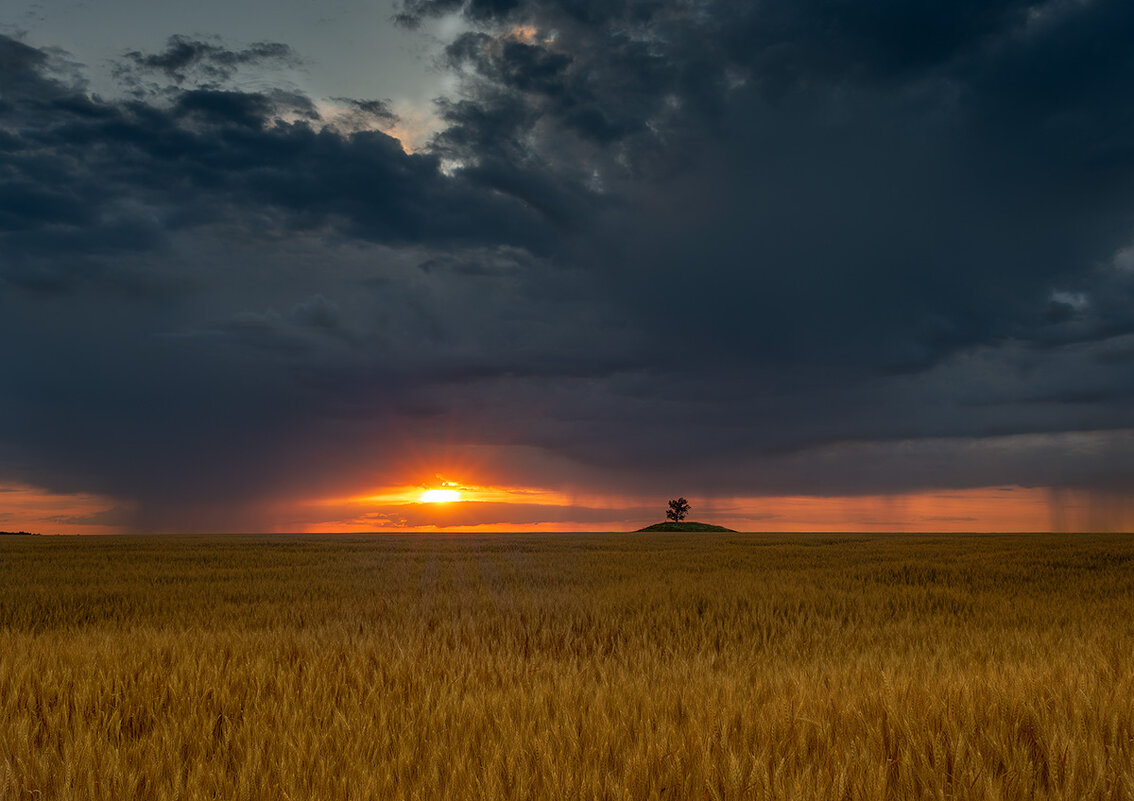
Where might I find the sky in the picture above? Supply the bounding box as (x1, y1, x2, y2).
(3, 0, 1134, 533)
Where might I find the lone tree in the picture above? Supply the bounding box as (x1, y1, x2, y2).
(666, 497, 690, 523)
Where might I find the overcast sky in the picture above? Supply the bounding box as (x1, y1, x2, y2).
(3, 0, 1134, 532)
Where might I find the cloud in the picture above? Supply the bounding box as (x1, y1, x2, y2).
(0, 35, 567, 294)
(118, 35, 302, 86)
(4, 0, 1134, 530)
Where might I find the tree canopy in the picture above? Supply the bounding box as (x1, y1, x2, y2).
(666, 497, 690, 523)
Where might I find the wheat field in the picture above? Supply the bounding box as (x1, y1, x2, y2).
(1, 533, 1132, 800)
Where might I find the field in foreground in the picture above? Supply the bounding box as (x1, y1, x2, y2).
(1, 533, 1133, 800)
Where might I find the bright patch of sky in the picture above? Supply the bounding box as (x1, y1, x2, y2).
(2, 0, 458, 116)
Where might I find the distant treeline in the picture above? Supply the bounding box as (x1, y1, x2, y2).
(0, 531, 39, 536)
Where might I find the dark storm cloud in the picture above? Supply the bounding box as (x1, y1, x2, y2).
(396, 0, 520, 27)
(413, 0, 1134, 365)
(0, 32, 565, 293)
(0, 31, 598, 527)
(4, 0, 1134, 529)
(387, 0, 1134, 485)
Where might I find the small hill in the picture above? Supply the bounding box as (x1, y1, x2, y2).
(636, 521, 736, 532)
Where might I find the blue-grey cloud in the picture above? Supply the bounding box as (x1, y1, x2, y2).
(118, 35, 301, 86)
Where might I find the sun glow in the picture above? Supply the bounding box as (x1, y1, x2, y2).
(419, 488, 462, 503)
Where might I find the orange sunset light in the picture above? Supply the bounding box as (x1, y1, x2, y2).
(0, 483, 126, 535)
(284, 482, 1134, 534)
(341, 480, 574, 509)
(420, 488, 462, 503)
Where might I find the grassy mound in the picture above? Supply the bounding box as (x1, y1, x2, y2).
(635, 521, 736, 532)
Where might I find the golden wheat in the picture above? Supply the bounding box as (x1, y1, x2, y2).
(1, 533, 1132, 800)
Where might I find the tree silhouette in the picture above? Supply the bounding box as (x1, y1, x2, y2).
(666, 497, 690, 523)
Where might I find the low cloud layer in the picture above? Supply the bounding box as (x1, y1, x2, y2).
(3, 0, 1134, 530)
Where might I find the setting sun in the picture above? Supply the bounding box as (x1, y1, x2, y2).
(419, 488, 461, 503)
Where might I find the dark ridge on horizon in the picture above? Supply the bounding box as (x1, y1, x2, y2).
(636, 522, 737, 533)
